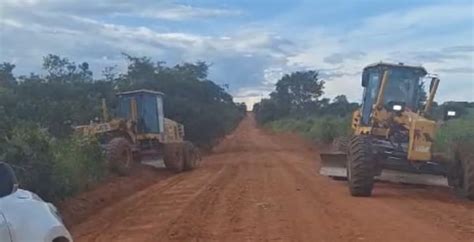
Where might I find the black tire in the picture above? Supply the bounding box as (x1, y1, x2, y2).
(333, 136, 349, 153)
(183, 141, 198, 171)
(347, 135, 376, 197)
(164, 143, 185, 173)
(106, 137, 133, 176)
(452, 152, 474, 200)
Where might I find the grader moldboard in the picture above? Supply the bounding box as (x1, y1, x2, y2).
(75, 89, 200, 175)
(320, 62, 474, 200)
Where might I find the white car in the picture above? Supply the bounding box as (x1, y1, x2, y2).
(0, 162, 73, 242)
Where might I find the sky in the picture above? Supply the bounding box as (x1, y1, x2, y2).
(1, 0, 473, 107)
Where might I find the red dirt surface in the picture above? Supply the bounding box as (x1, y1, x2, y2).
(66, 114, 474, 242)
(58, 166, 174, 227)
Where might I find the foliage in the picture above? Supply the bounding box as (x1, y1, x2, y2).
(267, 116, 352, 143)
(0, 123, 56, 199)
(434, 108, 474, 156)
(51, 134, 105, 199)
(0, 122, 105, 201)
(0, 63, 16, 88)
(271, 71, 325, 114)
(254, 70, 358, 125)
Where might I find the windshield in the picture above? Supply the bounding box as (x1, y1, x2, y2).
(384, 68, 421, 110)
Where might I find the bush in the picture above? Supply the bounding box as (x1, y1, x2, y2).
(51, 134, 106, 199)
(0, 123, 105, 201)
(267, 116, 352, 144)
(434, 111, 474, 157)
(1, 123, 56, 199)
(306, 116, 352, 143)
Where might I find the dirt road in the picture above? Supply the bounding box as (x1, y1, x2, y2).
(70, 114, 474, 242)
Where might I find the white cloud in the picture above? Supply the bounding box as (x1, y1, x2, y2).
(2, 0, 241, 21)
(263, 67, 284, 85)
(280, 2, 474, 102)
(138, 5, 242, 21)
(323, 51, 366, 64)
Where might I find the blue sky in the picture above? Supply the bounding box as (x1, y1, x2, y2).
(1, 0, 473, 106)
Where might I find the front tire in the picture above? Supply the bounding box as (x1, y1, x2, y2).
(106, 137, 133, 176)
(183, 141, 199, 171)
(164, 143, 185, 173)
(347, 135, 376, 197)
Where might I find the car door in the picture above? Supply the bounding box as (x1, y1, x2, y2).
(0, 207, 12, 242)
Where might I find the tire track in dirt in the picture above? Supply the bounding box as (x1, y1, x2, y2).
(153, 154, 249, 241)
(276, 150, 474, 241)
(72, 160, 227, 241)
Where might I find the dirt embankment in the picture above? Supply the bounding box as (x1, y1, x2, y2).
(64, 114, 474, 242)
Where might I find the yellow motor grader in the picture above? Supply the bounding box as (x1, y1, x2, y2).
(75, 89, 200, 175)
(320, 62, 474, 199)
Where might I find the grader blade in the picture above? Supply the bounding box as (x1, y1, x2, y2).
(141, 157, 166, 168)
(319, 152, 348, 178)
(376, 170, 448, 187)
(319, 152, 449, 187)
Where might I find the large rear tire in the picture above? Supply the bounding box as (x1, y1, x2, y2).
(347, 135, 375, 197)
(106, 137, 133, 176)
(183, 141, 199, 171)
(164, 143, 185, 173)
(452, 152, 474, 200)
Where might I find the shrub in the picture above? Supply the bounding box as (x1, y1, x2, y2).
(1, 123, 56, 199)
(307, 116, 351, 143)
(434, 111, 474, 157)
(0, 123, 106, 201)
(267, 115, 352, 144)
(51, 134, 106, 199)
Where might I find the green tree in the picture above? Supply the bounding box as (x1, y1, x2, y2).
(43, 54, 92, 83)
(255, 70, 326, 124)
(273, 71, 325, 114)
(323, 95, 359, 117)
(0, 62, 16, 88)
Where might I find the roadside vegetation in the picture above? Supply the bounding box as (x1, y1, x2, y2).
(253, 70, 357, 143)
(434, 107, 474, 156)
(0, 55, 245, 201)
(266, 116, 352, 143)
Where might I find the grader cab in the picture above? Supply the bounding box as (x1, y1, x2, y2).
(76, 89, 199, 175)
(320, 63, 473, 199)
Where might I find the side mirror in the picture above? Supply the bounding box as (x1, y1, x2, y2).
(0, 162, 18, 198)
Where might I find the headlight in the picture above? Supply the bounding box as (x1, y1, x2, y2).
(392, 104, 403, 111)
(447, 110, 456, 117)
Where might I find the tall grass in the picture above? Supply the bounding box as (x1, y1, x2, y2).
(434, 109, 474, 157)
(268, 109, 474, 155)
(267, 116, 352, 143)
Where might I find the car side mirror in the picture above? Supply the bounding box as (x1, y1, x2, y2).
(0, 162, 18, 198)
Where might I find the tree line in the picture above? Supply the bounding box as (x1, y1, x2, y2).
(253, 70, 358, 124)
